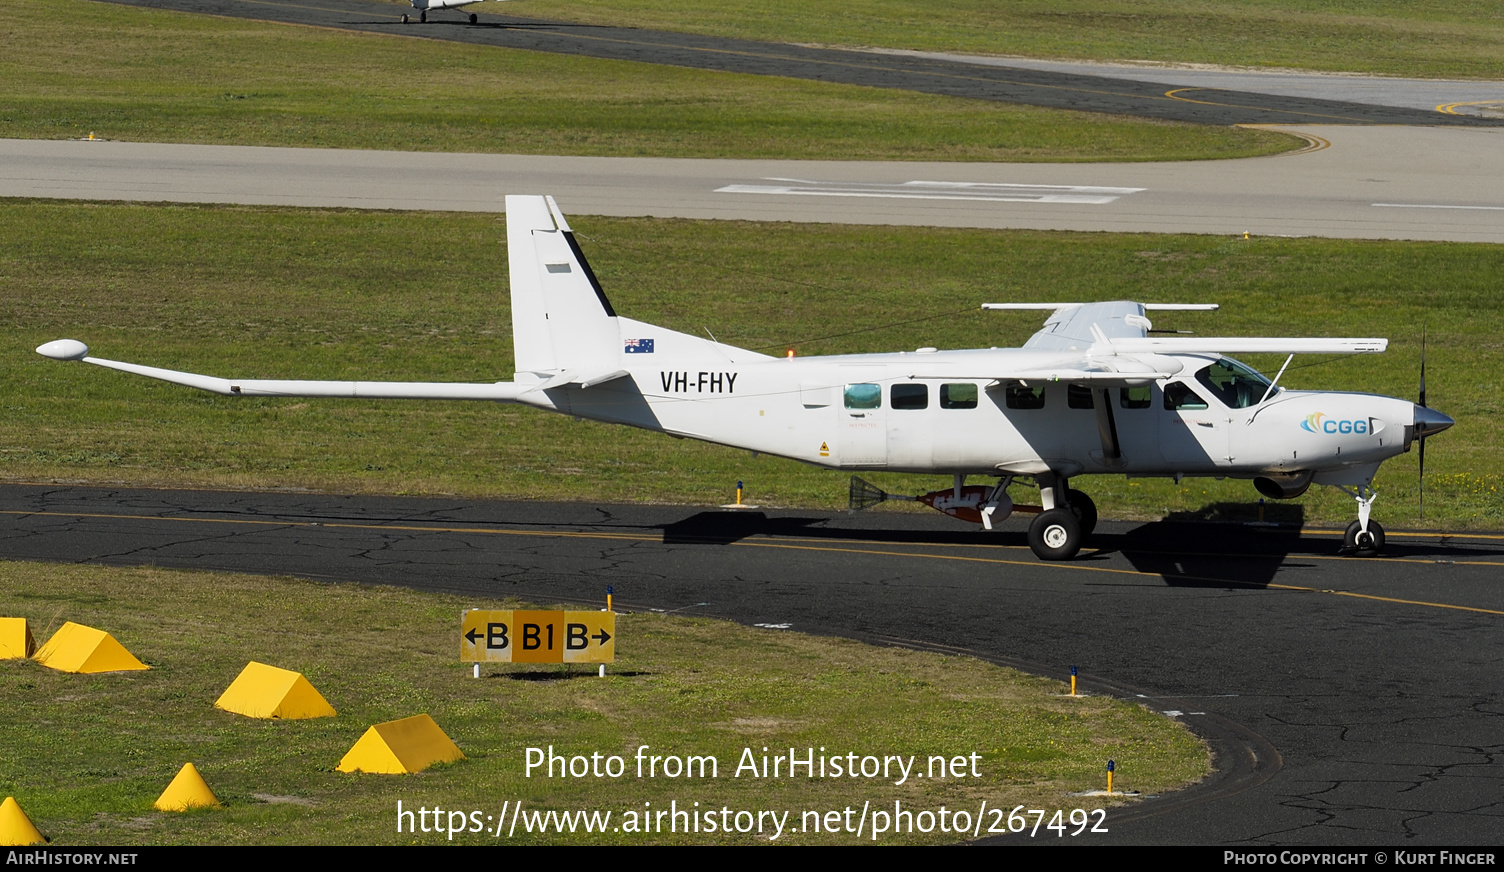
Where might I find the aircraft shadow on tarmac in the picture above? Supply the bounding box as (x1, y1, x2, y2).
(660, 512, 826, 546)
(1111, 503, 1307, 589)
(648, 502, 1504, 588)
(659, 506, 1317, 588)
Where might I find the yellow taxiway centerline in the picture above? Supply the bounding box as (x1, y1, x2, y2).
(5, 508, 1502, 615)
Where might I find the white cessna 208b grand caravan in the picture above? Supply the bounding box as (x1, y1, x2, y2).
(36, 195, 1454, 561)
(400, 0, 489, 25)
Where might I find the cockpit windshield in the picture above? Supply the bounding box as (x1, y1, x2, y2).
(1195, 358, 1274, 409)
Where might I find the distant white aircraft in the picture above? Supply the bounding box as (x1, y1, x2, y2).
(36, 195, 1453, 561)
(402, 0, 487, 25)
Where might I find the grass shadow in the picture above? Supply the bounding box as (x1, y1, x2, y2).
(498, 669, 654, 681)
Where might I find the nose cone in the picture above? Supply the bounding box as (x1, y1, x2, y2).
(1414, 405, 1454, 439)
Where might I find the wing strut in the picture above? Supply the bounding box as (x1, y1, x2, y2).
(1258, 354, 1296, 405)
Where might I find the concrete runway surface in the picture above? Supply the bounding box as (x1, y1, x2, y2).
(6, 124, 1504, 242)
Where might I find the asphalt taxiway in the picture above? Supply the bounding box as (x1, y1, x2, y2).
(92, 0, 1504, 129)
(3, 483, 1502, 844)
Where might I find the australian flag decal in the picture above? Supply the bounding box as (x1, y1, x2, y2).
(624, 338, 655, 354)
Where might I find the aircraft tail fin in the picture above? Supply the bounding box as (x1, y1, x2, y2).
(506, 195, 621, 378)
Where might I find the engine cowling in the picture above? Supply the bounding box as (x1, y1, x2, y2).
(1254, 471, 1314, 500)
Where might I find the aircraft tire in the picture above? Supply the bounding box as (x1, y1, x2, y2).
(1028, 509, 1081, 561)
(1066, 489, 1097, 537)
(420, 10, 426, 22)
(401, 13, 409, 22)
(469, 12, 478, 23)
(1344, 519, 1385, 557)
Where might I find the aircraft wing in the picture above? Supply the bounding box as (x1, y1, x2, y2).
(1102, 337, 1387, 354)
(987, 302, 1385, 356)
(35, 340, 524, 401)
(994, 368, 1173, 387)
(989, 301, 1215, 351)
(936, 353, 1177, 388)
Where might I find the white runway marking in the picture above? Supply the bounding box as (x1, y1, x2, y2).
(716, 178, 1145, 204)
(1373, 202, 1504, 211)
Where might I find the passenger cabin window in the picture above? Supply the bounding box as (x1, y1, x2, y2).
(1067, 384, 1095, 410)
(1164, 381, 1210, 411)
(1196, 359, 1273, 409)
(1005, 385, 1047, 410)
(940, 383, 977, 410)
(891, 383, 928, 410)
(844, 383, 881, 410)
(1120, 386, 1152, 409)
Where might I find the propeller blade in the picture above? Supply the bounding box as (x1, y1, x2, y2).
(1419, 326, 1427, 409)
(1418, 327, 1428, 520)
(1418, 431, 1426, 521)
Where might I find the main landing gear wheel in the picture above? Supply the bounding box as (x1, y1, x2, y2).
(469, 12, 478, 23)
(1066, 488, 1097, 537)
(1344, 520, 1385, 558)
(401, 13, 409, 22)
(420, 10, 427, 22)
(1029, 509, 1082, 561)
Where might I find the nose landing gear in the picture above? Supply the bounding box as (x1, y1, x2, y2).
(1337, 485, 1385, 557)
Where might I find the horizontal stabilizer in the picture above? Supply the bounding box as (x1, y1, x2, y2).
(522, 368, 632, 393)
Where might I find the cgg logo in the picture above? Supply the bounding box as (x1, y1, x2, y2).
(1301, 413, 1368, 435)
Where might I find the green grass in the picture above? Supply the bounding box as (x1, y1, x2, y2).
(2, 200, 1500, 531)
(0, 561, 1207, 844)
(514, 0, 1504, 79)
(0, 0, 1294, 162)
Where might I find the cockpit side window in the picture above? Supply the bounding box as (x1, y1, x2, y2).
(1163, 381, 1210, 411)
(1195, 359, 1273, 409)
